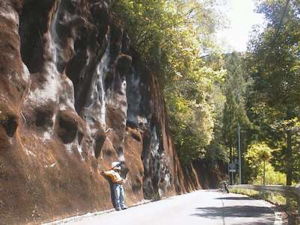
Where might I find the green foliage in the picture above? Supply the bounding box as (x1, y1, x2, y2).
(112, 0, 220, 82)
(252, 163, 286, 185)
(244, 142, 285, 185)
(204, 52, 252, 171)
(222, 53, 252, 146)
(246, 142, 272, 164)
(111, 0, 225, 165)
(245, 142, 272, 182)
(246, 0, 300, 184)
(111, 0, 300, 184)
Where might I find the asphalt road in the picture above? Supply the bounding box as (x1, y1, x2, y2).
(63, 190, 277, 225)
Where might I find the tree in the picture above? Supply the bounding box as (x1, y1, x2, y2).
(245, 142, 272, 185)
(222, 52, 251, 157)
(247, 0, 300, 185)
(111, 0, 221, 83)
(112, 0, 225, 165)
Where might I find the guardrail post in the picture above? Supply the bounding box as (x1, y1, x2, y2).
(296, 185, 300, 222)
(297, 198, 300, 223)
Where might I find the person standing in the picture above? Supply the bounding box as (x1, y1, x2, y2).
(101, 161, 127, 211)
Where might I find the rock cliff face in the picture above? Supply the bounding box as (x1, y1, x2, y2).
(0, 0, 191, 224)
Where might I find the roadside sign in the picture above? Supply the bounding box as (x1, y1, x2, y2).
(229, 163, 236, 173)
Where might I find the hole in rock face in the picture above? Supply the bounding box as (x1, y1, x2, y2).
(19, 0, 55, 73)
(117, 146, 123, 154)
(116, 55, 132, 76)
(126, 120, 138, 129)
(121, 33, 130, 54)
(35, 108, 54, 129)
(94, 134, 105, 158)
(110, 25, 123, 58)
(104, 72, 114, 91)
(77, 131, 83, 144)
(131, 132, 141, 142)
(60, 0, 77, 14)
(91, 1, 109, 42)
(103, 149, 113, 157)
(65, 51, 86, 88)
(56, 113, 78, 144)
(132, 177, 142, 193)
(0, 115, 18, 137)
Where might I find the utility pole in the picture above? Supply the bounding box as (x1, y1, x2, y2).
(237, 123, 242, 184)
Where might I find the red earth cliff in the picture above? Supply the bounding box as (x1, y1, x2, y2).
(0, 0, 198, 224)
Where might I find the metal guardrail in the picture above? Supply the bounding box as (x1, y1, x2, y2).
(229, 184, 300, 215)
(229, 184, 300, 199)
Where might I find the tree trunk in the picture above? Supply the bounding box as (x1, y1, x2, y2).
(263, 160, 266, 186)
(286, 130, 292, 185)
(229, 144, 233, 185)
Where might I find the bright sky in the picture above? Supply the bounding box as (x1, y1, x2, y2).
(216, 0, 265, 52)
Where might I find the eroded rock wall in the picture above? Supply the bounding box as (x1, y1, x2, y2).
(0, 0, 189, 224)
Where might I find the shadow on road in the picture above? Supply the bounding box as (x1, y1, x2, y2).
(216, 197, 256, 201)
(191, 205, 273, 218)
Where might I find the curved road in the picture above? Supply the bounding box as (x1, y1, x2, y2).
(60, 191, 278, 225)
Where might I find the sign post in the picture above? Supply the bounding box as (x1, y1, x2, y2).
(229, 163, 236, 184)
(238, 123, 242, 184)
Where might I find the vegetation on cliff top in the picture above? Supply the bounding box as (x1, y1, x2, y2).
(112, 0, 225, 165)
(112, 0, 300, 185)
